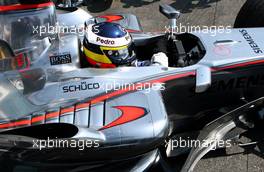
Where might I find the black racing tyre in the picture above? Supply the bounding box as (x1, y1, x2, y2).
(84, 0, 113, 12)
(234, 0, 264, 28)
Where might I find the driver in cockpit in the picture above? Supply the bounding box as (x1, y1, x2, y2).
(82, 22, 168, 68)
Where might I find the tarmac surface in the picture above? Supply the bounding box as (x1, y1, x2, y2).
(85, 0, 264, 171)
(86, 0, 246, 32)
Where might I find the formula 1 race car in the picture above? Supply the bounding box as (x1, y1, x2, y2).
(0, 0, 264, 172)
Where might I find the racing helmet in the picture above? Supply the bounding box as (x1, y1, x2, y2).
(83, 22, 135, 68)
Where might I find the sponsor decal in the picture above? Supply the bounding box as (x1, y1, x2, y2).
(50, 53, 72, 66)
(213, 45, 231, 56)
(62, 82, 100, 93)
(96, 37, 115, 45)
(210, 73, 264, 91)
(100, 106, 148, 130)
(239, 29, 263, 54)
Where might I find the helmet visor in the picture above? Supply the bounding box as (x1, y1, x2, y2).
(101, 45, 135, 66)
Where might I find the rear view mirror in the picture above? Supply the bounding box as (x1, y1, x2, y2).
(195, 66, 211, 93)
(159, 4, 181, 19)
(159, 4, 181, 35)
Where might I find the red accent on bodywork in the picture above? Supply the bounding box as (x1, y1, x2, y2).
(60, 107, 75, 115)
(100, 106, 147, 130)
(99, 15, 124, 22)
(76, 103, 90, 110)
(212, 59, 264, 71)
(45, 111, 60, 120)
(0, 122, 13, 129)
(0, 2, 54, 12)
(0, 119, 31, 129)
(31, 115, 45, 123)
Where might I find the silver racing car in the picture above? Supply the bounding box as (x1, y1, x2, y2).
(0, 0, 263, 171)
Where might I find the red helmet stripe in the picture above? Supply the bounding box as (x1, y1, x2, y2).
(86, 55, 116, 68)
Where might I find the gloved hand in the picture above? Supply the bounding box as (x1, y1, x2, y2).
(151, 52, 169, 67)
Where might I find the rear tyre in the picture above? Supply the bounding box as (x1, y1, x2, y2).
(234, 0, 264, 28)
(84, 0, 113, 12)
